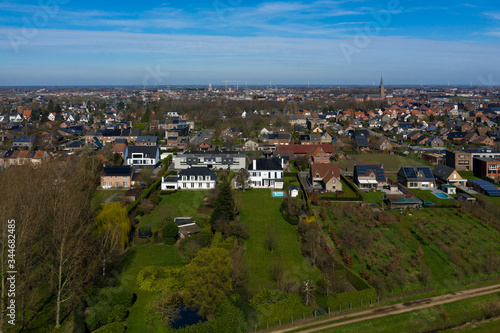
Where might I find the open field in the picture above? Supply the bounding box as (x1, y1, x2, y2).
(237, 190, 319, 295)
(339, 153, 428, 172)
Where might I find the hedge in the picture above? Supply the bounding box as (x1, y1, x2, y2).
(126, 171, 173, 214)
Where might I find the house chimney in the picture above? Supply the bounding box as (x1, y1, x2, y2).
(253, 159, 257, 170)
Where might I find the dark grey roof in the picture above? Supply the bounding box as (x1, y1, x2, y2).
(432, 163, 456, 180)
(248, 157, 283, 171)
(126, 146, 158, 158)
(179, 167, 217, 178)
(136, 136, 158, 143)
(103, 166, 133, 177)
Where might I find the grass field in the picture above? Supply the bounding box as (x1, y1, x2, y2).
(137, 190, 209, 232)
(117, 245, 186, 333)
(237, 190, 319, 295)
(317, 292, 500, 333)
(339, 153, 428, 172)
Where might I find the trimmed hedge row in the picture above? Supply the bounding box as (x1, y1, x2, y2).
(126, 171, 173, 214)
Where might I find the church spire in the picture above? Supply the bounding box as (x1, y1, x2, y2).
(379, 75, 385, 101)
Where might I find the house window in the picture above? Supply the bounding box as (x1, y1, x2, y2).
(421, 183, 429, 188)
(183, 183, 186, 188)
(488, 165, 498, 171)
(205, 176, 210, 180)
(190, 176, 195, 181)
(199, 183, 202, 188)
(409, 182, 418, 188)
(123, 182, 127, 187)
(198, 176, 203, 180)
(182, 176, 187, 181)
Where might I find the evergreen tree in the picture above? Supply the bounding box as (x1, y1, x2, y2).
(210, 181, 235, 224)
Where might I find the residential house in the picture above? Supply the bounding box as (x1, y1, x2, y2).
(310, 147, 331, 163)
(101, 166, 134, 189)
(173, 151, 246, 170)
(244, 138, 260, 151)
(124, 146, 159, 168)
(267, 133, 292, 146)
(197, 140, 213, 151)
(320, 132, 333, 144)
(136, 136, 158, 146)
(300, 134, 321, 145)
(432, 163, 466, 186)
(473, 157, 500, 180)
(353, 129, 369, 151)
(248, 157, 284, 189)
(161, 167, 217, 190)
(376, 137, 393, 151)
(309, 163, 342, 192)
(12, 136, 36, 149)
(445, 150, 472, 171)
(397, 166, 436, 189)
(354, 164, 387, 189)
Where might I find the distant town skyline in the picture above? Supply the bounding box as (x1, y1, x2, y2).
(1, 0, 500, 86)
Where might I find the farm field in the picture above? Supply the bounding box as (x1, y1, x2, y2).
(339, 153, 428, 172)
(318, 203, 500, 296)
(237, 190, 319, 295)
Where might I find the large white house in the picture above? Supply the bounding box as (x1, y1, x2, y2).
(248, 157, 284, 189)
(173, 151, 246, 171)
(124, 146, 159, 167)
(161, 167, 217, 190)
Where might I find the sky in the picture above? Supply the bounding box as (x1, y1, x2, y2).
(1, 0, 500, 86)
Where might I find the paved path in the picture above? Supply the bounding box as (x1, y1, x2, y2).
(267, 284, 500, 333)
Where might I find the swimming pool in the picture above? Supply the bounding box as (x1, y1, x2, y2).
(434, 192, 449, 199)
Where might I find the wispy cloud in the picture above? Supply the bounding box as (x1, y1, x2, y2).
(484, 11, 500, 20)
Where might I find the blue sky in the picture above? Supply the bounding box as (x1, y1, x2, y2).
(1, 0, 500, 86)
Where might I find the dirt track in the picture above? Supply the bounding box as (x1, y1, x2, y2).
(268, 284, 500, 333)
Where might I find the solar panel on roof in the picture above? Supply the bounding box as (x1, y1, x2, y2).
(404, 167, 417, 178)
(418, 167, 433, 178)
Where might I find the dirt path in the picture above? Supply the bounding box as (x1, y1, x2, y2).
(268, 284, 500, 333)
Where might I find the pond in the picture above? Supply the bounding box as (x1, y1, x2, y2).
(171, 305, 204, 329)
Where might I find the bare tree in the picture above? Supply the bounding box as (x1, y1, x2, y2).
(301, 280, 315, 306)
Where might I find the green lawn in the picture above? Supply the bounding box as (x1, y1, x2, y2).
(317, 292, 500, 333)
(91, 189, 127, 211)
(340, 179, 358, 198)
(237, 190, 319, 295)
(340, 153, 428, 172)
(410, 189, 457, 207)
(117, 245, 186, 333)
(138, 190, 209, 232)
(363, 191, 385, 205)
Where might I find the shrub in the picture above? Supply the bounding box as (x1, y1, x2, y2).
(149, 195, 162, 205)
(136, 208, 144, 216)
(137, 266, 184, 293)
(94, 322, 126, 333)
(163, 220, 179, 245)
(85, 303, 128, 331)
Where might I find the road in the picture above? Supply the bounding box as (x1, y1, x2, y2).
(268, 284, 500, 333)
